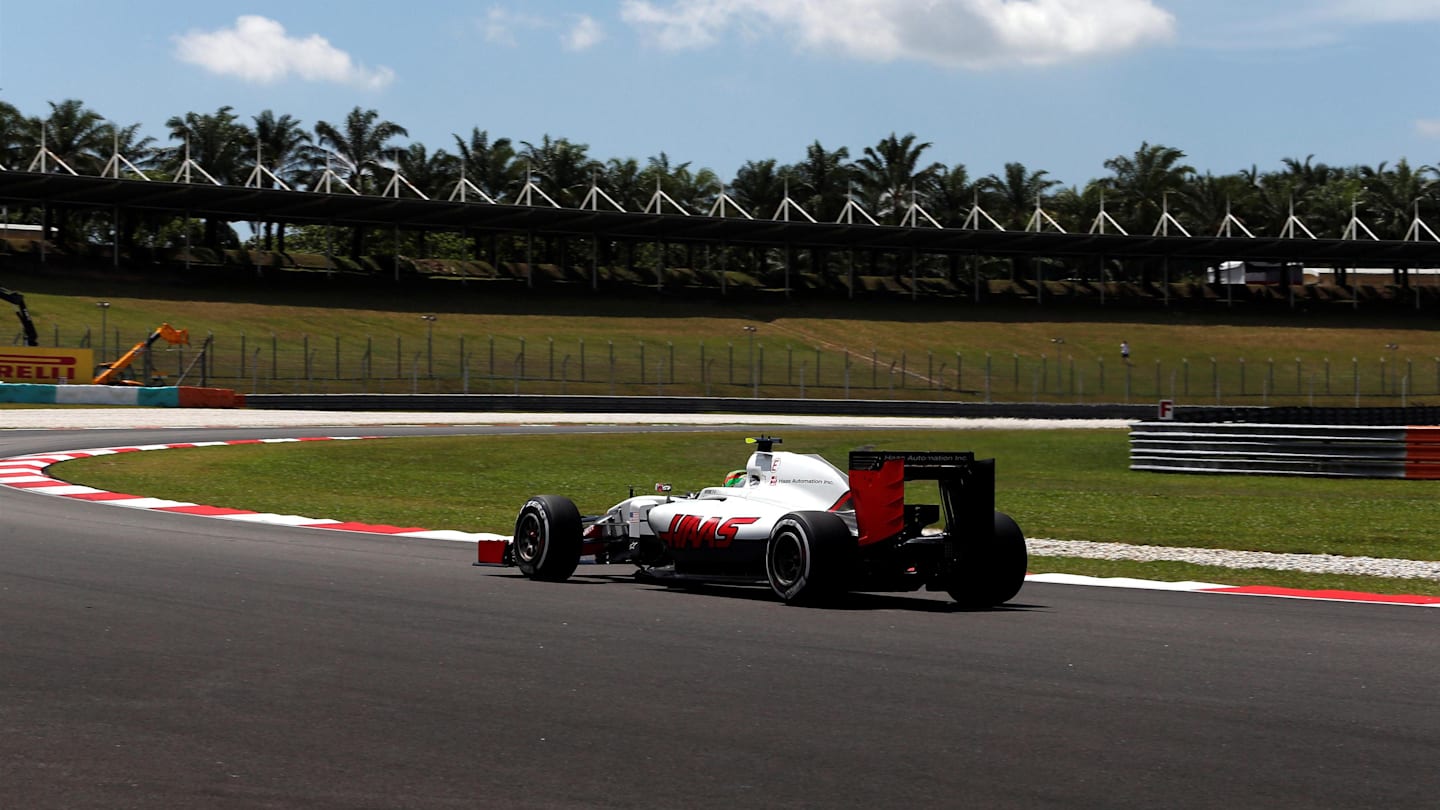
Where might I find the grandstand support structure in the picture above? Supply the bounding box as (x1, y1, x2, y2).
(1279, 196, 1317, 240)
(1217, 198, 1255, 238)
(1088, 193, 1127, 236)
(10, 158, 1440, 304)
(1405, 200, 1440, 242)
(172, 137, 220, 186)
(101, 129, 150, 182)
(26, 124, 77, 176)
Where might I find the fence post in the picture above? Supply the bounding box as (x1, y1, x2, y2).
(757, 344, 765, 394)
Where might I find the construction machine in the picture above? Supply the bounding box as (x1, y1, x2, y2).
(93, 323, 189, 385)
(1, 286, 39, 347)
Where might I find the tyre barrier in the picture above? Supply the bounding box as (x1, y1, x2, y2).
(0, 383, 245, 408)
(1129, 421, 1440, 479)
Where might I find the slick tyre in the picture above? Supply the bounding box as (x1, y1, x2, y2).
(765, 511, 854, 605)
(513, 495, 583, 582)
(946, 511, 1028, 608)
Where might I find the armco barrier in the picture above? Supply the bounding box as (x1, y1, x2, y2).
(243, 393, 1154, 420)
(1130, 422, 1440, 479)
(0, 383, 243, 408)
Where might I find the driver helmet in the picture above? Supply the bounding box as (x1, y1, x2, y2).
(723, 469, 746, 487)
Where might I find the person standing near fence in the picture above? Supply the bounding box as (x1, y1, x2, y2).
(1120, 340, 1131, 364)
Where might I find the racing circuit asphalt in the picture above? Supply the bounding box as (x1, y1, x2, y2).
(2, 412, 1439, 808)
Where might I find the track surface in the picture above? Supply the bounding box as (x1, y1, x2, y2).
(3, 423, 1439, 809)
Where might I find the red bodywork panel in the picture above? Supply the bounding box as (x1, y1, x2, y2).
(476, 540, 507, 565)
(849, 458, 905, 546)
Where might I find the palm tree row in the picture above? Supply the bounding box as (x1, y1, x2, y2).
(4, 97, 1439, 246)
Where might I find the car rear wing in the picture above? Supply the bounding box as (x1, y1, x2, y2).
(848, 451, 995, 546)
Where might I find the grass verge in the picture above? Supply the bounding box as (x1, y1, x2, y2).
(46, 427, 1440, 596)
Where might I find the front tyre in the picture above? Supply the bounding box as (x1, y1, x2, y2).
(513, 495, 583, 582)
(765, 511, 853, 605)
(945, 511, 1028, 608)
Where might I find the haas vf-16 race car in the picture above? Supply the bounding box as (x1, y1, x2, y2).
(480, 437, 1027, 606)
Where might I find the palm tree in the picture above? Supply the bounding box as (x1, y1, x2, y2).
(982, 162, 1061, 281)
(0, 99, 29, 170)
(164, 105, 252, 184)
(452, 128, 518, 201)
(1101, 141, 1194, 232)
(389, 143, 458, 255)
(729, 158, 789, 217)
(313, 107, 409, 192)
(162, 106, 252, 249)
(640, 152, 718, 212)
(1186, 171, 1258, 235)
(252, 111, 314, 187)
(603, 156, 645, 211)
(314, 107, 408, 255)
(252, 110, 315, 250)
(793, 141, 853, 221)
(519, 135, 599, 207)
(24, 100, 113, 244)
(926, 163, 982, 227)
(27, 99, 110, 174)
(855, 132, 943, 224)
(981, 162, 1061, 230)
(1360, 159, 1437, 239)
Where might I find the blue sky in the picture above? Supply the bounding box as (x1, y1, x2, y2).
(3, 0, 1440, 189)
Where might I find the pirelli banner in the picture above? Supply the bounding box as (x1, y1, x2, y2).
(0, 347, 93, 384)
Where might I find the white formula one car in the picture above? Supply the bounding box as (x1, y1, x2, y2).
(478, 437, 1027, 607)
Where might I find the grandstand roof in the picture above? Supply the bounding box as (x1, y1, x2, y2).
(4, 170, 1440, 267)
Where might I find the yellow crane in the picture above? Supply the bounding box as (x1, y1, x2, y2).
(93, 323, 189, 385)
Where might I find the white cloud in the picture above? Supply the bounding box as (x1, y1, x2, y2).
(1416, 119, 1440, 138)
(563, 15, 606, 51)
(618, 0, 1176, 69)
(1324, 0, 1440, 22)
(483, 7, 546, 47)
(173, 15, 394, 90)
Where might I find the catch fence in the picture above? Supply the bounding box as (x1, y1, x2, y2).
(31, 326, 1440, 407)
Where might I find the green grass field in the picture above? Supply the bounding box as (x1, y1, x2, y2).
(47, 428, 1440, 596)
(8, 273, 1440, 403)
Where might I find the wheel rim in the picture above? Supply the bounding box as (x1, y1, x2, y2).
(771, 531, 805, 588)
(516, 511, 544, 564)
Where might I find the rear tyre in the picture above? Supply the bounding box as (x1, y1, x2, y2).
(765, 511, 854, 605)
(945, 511, 1028, 608)
(513, 495, 583, 582)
